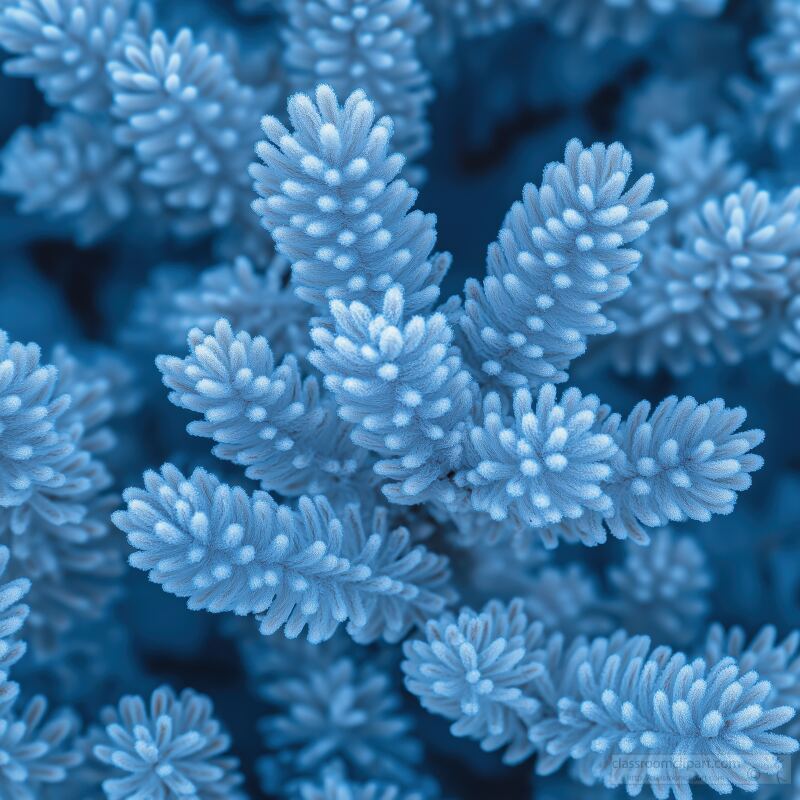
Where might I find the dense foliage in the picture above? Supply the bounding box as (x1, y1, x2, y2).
(0, 1, 798, 798)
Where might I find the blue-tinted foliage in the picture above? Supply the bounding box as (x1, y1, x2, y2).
(260, 653, 423, 788)
(528, 630, 797, 797)
(0, 0, 275, 256)
(644, 124, 746, 226)
(310, 287, 474, 505)
(703, 623, 800, 712)
(753, 0, 800, 150)
(0, 544, 28, 707)
(0, 334, 126, 656)
(254, 84, 763, 563)
(0, 0, 147, 113)
(520, 564, 609, 637)
(293, 769, 430, 800)
(0, 543, 84, 798)
(127, 255, 311, 358)
(114, 463, 453, 643)
(282, 0, 433, 173)
(459, 384, 617, 528)
(251, 85, 446, 314)
(607, 527, 711, 646)
(0, 332, 74, 509)
(461, 138, 666, 390)
(0, 114, 134, 245)
(402, 598, 544, 764)
(0, 0, 151, 246)
(0, 695, 82, 798)
(612, 181, 800, 376)
(158, 319, 368, 500)
(580, 393, 763, 545)
(89, 685, 245, 799)
(773, 295, 800, 384)
(406, 600, 800, 797)
(108, 27, 262, 237)
(0, 1, 797, 798)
